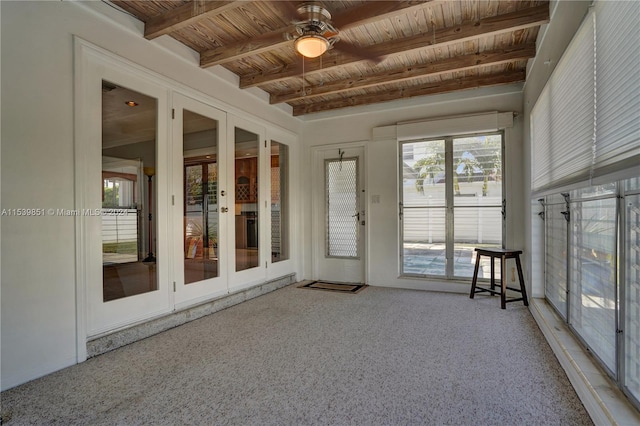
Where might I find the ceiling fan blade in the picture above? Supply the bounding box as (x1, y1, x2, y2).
(279, 1, 301, 23)
(333, 41, 384, 64)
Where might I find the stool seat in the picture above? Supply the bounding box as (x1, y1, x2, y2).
(469, 248, 529, 309)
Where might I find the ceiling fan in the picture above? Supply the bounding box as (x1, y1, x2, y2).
(283, 2, 380, 61)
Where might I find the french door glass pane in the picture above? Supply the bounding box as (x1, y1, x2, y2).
(183, 110, 219, 284)
(453, 207, 502, 278)
(403, 207, 446, 276)
(235, 127, 259, 271)
(569, 196, 617, 372)
(401, 140, 446, 275)
(545, 196, 568, 319)
(326, 158, 358, 258)
(402, 140, 446, 207)
(625, 192, 640, 400)
(452, 135, 502, 203)
(452, 135, 502, 277)
(271, 142, 289, 263)
(101, 81, 157, 301)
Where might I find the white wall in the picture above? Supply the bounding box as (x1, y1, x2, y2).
(0, 1, 301, 390)
(522, 0, 592, 297)
(301, 90, 525, 292)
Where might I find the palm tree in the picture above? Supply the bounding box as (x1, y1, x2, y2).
(457, 156, 480, 183)
(414, 153, 444, 194)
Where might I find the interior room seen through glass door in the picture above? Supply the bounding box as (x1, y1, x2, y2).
(183, 110, 220, 284)
(234, 127, 260, 271)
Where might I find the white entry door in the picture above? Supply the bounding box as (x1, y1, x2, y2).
(313, 147, 366, 284)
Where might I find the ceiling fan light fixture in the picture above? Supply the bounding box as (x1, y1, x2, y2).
(295, 35, 329, 58)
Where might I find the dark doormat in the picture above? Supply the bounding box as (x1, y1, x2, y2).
(298, 281, 367, 294)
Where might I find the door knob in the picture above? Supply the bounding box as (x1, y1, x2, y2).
(220, 190, 225, 196)
(221, 207, 229, 213)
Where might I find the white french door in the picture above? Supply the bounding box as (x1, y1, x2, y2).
(172, 94, 228, 306)
(313, 146, 366, 284)
(399, 133, 505, 279)
(80, 51, 172, 337)
(173, 101, 275, 302)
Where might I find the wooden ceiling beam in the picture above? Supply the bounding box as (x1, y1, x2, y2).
(240, 4, 549, 89)
(292, 70, 526, 116)
(199, 1, 435, 68)
(200, 30, 290, 68)
(270, 43, 535, 104)
(333, 0, 435, 30)
(144, 0, 247, 40)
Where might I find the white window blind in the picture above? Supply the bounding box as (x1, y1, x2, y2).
(594, 1, 640, 175)
(531, 10, 595, 192)
(531, 86, 552, 190)
(532, 1, 640, 193)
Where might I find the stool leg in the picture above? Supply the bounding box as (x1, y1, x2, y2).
(490, 257, 496, 294)
(470, 253, 481, 299)
(516, 255, 529, 306)
(500, 256, 507, 309)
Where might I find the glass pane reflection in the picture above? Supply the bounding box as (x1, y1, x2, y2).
(101, 80, 158, 301)
(183, 110, 219, 284)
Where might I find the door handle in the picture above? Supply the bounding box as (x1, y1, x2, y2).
(220, 190, 226, 197)
(352, 212, 360, 221)
(221, 207, 229, 213)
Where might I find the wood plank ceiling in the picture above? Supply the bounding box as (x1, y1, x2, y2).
(111, 0, 549, 116)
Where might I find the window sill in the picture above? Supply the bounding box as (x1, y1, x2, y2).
(530, 298, 640, 425)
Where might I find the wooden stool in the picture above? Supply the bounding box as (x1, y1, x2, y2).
(469, 248, 529, 309)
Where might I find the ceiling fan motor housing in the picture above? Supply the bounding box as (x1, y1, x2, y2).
(297, 3, 332, 22)
(297, 3, 332, 34)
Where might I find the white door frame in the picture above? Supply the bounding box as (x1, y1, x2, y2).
(311, 142, 368, 284)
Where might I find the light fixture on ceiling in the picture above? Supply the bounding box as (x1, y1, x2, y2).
(295, 34, 329, 58)
(125, 100, 138, 107)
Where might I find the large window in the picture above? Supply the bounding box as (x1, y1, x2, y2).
(400, 132, 503, 279)
(542, 178, 640, 407)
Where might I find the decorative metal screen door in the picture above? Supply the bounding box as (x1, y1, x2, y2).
(313, 147, 365, 284)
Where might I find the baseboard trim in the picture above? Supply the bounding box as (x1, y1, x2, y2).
(87, 274, 296, 357)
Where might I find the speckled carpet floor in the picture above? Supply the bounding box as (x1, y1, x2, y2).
(1, 284, 593, 425)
